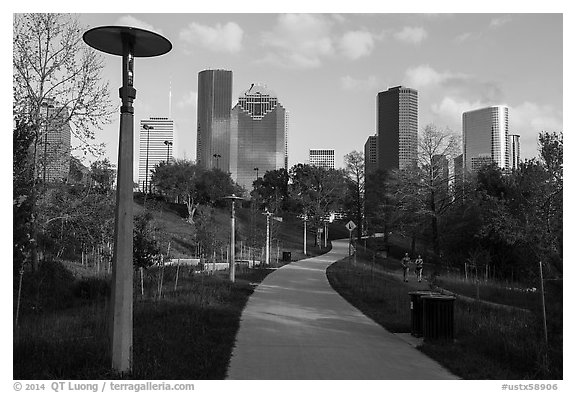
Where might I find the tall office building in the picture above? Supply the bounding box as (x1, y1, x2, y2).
(376, 86, 418, 172)
(138, 117, 175, 192)
(230, 83, 287, 190)
(462, 105, 510, 173)
(510, 134, 521, 170)
(309, 149, 335, 169)
(453, 153, 464, 187)
(196, 69, 233, 171)
(364, 135, 378, 175)
(38, 99, 71, 182)
(432, 154, 450, 206)
(284, 111, 290, 169)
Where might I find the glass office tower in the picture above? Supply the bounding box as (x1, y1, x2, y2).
(196, 69, 233, 171)
(230, 83, 287, 191)
(463, 105, 510, 173)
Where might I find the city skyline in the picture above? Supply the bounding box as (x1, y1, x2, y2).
(63, 12, 561, 175)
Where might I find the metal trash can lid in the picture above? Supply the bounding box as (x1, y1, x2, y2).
(421, 295, 456, 300)
(409, 291, 438, 295)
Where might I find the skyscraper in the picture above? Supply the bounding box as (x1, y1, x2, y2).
(138, 117, 174, 192)
(376, 86, 418, 172)
(462, 105, 510, 173)
(196, 69, 233, 171)
(453, 153, 464, 198)
(364, 134, 378, 175)
(432, 154, 449, 206)
(230, 83, 287, 191)
(510, 134, 521, 170)
(309, 149, 335, 169)
(38, 99, 71, 182)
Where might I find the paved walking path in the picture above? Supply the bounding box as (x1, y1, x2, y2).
(226, 239, 458, 380)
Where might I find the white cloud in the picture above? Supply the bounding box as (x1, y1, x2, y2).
(340, 75, 381, 91)
(510, 102, 563, 133)
(454, 31, 483, 43)
(489, 16, 512, 29)
(405, 65, 469, 88)
(394, 26, 428, 44)
(509, 102, 562, 159)
(339, 31, 375, 60)
(180, 22, 243, 53)
(260, 14, 334, 68)
(431, 96, 484, 127)
(178, 91, 197, 109)
(115, 16, 163, 35)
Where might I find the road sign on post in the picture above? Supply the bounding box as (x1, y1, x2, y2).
(345, 221, 357, 232)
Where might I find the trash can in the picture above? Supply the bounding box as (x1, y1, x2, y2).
(282, 251, 291, 262)
(421, 295, 456, 342)
(409, 291, 438, 337)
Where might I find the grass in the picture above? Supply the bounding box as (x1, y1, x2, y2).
(326, 256, 562, 380)
(14, 265, 276, 379)
(432, 274, 540, 310)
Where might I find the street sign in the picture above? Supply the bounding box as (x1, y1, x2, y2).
(345, 221, 357, 231)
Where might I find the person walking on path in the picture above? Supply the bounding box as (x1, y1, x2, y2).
(401, 253, 411, 282)
(415, 255, 424, 282)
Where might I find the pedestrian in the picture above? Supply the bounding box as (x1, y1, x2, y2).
(415, 255, 424, 282)
(401, 253, 411, 282)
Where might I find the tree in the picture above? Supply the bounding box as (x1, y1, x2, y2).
(13, 121, 36, 273)
(417, 124, 461, 257)
(90, 158, 115, 193)
(133, 212, 161, 269)
(197, 168, 241, 206)
(13, 13, 113, 271)
(289, 164, 347, 246)
(151, 159, 201, 223)
(343, 151, 365, 240)
(364, 168, 398, 245)
(251, 168, 289, 214)
(35, 182, 115, 261)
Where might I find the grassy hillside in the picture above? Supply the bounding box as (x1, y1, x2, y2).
(138, 199, 348, 261)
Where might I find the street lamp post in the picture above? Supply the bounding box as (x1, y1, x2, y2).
(303, 214, 308, 256)
(263, 209, 273, 266)
(164, 140, 173, 162)
(223, 194, 244, 282)
(143, 124, 153, 196)
(83, 25, 171, 374)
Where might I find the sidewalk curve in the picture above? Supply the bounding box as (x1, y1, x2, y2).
(226, 239, 458, 380)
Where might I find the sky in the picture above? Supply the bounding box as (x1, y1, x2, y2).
(64, 10, 563, 175)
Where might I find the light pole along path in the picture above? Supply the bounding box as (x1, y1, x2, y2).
(226, 239, 458, 380)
